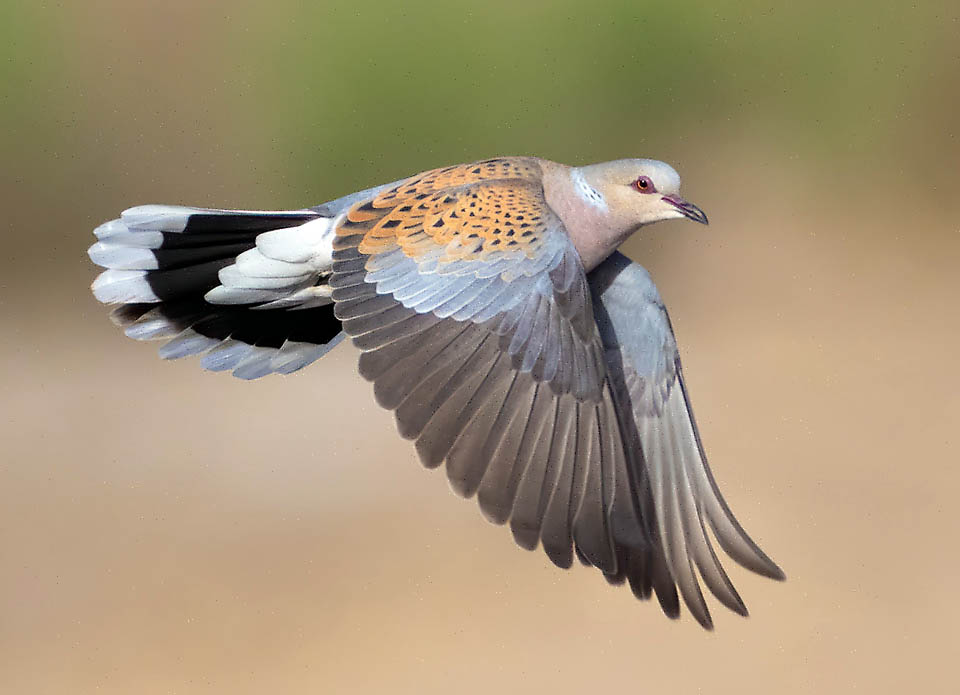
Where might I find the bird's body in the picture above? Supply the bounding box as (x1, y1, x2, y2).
(89, 156, 782, 629)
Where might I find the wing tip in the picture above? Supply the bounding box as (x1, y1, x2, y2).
(766, 563, 787, 582)
(734, 542, 786, 581)
(542, 541, 575, 570)
(510, 522, 541, 551)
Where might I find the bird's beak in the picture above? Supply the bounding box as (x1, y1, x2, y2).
(662, 195, 709, 225)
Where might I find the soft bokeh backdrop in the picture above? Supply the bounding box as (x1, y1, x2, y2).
(2, 1, 958, 693)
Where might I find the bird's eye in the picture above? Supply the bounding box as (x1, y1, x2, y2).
(633, 176, 656, 193)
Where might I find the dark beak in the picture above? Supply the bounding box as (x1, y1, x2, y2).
(662, 195, 709, 225)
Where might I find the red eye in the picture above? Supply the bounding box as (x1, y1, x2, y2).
(634, 176, 656, 193)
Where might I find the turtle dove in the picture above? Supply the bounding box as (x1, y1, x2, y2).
(88, 156, 783, 629)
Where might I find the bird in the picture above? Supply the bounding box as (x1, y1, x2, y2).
(88, 156, 784, 629)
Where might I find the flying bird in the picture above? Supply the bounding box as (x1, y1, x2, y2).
(88, 156, 783, 629)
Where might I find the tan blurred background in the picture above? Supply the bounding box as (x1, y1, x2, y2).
(2, 1, 959, 693)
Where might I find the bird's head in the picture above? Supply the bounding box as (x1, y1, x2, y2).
(576, 158, 708, 233)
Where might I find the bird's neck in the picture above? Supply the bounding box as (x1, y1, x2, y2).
(541, 162, 628, 272)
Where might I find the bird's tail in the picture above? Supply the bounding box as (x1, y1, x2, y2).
(89, 205, 345, 379)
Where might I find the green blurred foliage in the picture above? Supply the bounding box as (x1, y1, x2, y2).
(1, 1, 957, 220)
(228, 0, 957, 197)
(1, 1, 65, 183)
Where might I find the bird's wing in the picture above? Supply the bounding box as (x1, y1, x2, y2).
(589, 251, 784, 627)
(330, 158, 649, 574)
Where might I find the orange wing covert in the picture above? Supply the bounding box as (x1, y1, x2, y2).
(337, 158, 551, 263)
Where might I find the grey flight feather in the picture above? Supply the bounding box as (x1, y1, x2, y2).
(330, 171, 781, 628)
(589, 251, 785, 627)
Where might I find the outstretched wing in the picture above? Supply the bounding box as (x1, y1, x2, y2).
(330, 158, 648, 574)
(590, 251, 784, 627)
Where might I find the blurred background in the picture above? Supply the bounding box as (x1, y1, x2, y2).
(2, 1, 958, 692)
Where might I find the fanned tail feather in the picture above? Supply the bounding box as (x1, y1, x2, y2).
(89, 205, 344, 378)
